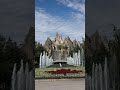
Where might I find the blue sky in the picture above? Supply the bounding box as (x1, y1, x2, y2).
(35, 0, 85, 44)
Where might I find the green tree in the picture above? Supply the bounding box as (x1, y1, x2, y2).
(35, 41, 47, 64)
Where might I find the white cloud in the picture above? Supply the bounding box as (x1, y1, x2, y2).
(56, 0, 85, 14)
(35, 8, 85, 44)
(56, 0, 85, 22)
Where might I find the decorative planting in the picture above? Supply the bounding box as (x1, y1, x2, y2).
(35, 67, 85, 79)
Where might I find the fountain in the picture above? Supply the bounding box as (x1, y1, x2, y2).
(86, 57, 109, 90)
(11, 60, 34, 90)
(11, 63, 16, 90)
(67, 50, 84, 66)
(39, 49, 85, 67)
(59, 63, 62, 67)
(39, 51, 53, 68)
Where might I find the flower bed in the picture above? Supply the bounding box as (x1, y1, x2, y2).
(35, 67, 85, 79)
(46, 69, 82, 75)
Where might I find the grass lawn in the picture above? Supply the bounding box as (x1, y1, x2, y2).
(35, 66, 85, 79)
(46, 64, 77, 68)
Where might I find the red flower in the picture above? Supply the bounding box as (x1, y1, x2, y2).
(47, 69, 82, 75)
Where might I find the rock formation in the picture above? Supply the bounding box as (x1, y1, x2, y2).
(44, 32, 82, 55)
(42, 32, 83, 62)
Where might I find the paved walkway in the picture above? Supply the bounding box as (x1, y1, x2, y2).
(35, 78, 85, 90)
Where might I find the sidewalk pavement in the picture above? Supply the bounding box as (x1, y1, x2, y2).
(35, 78, 85, 90)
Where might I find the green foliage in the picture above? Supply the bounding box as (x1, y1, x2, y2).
(47, 64, 77, 68)
(57, 44, 63, 50)
(0, 27, 35, 90)
(35, 41, 47, 63)
(57, 44, 68, 50)
(69, 45, 81, 57)
(0, 35, 24, 89)
(0, 36, 22, 64)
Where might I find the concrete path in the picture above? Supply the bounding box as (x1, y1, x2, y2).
(35, 78, 85, 90)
